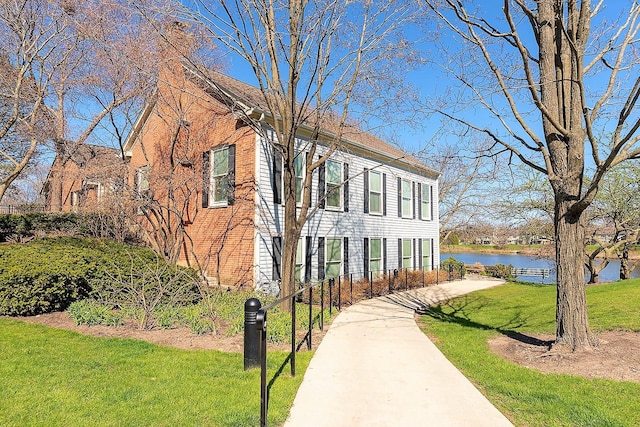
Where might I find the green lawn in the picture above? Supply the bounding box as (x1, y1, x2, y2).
(419, 280, 640, 426)
(0, 318, 310, 426)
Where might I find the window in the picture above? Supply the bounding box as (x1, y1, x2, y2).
(369, 238, 382, 274)
(136, 166, 150, 195)
(401, 179, 412, 218)
(421, 184, 432, 221)
(295, 239, 304, 284)
(369, 171, 382, 214)
(325, 160, 342, 210)
(294, 152, 305, 204)
(402, 238, 412, 269)
(422, 239, 432, 270)
(211, 147, 229, 206)
(325, 238, 342, 278)
(70, 191, 80, 210)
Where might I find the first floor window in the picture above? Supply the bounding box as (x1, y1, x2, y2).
(402, 238, 412, 269)
(325, 238, 342, 278)
(422, 239, 432, 270)
(136, 166, 150, 195)
(369, 238, 382, 275)
(295, 239, 304, 284)
(211, 147, 229, 205)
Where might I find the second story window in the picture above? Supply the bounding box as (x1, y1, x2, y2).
(326, 159, 342, 210)
(369, 171, 382, 214)
(421, 184, 432, 221)
(401, 179, 412, 218)
(294, 152, 305, 204)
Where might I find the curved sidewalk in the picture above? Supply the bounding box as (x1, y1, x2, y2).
(284, 278, 514, 427)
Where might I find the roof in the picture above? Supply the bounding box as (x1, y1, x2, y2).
(186, 67, 439, 179)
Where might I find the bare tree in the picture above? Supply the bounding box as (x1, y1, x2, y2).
(423, 1, 640, 349)
(183, 0, 421, 310)
(587, 163, 640, 282)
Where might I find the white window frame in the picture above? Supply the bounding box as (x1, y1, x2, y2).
(369, 171, 382, 215)
(325, 237, 342, 278)
(325, 159, 343, 211)
(401, 179, 412, 218)
(369, 238, 382, 275)
(422, 239, 432, 270)
(421, 184, 432, 221)
(402, 238, 412, 269)
(210, 146, 229, 207)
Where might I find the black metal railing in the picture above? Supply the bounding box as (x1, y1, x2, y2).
(244, 264, 466, 426)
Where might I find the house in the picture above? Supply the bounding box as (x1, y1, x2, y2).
(46, 57, 440, 289)
(43, 143, 127, 213)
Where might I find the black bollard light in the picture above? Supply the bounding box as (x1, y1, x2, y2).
(244, 297, 262, 370)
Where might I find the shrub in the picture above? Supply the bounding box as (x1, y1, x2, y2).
(484, 263, 515, 280)
(67, 300, 124, 326)
(0, 237, 200, 316)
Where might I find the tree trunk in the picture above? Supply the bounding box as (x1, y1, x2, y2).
(554, 199, 592, 349)
(620, 244, 630, 280)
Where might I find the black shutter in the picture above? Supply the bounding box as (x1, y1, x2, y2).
(363, 169, 369, 214)
(318, 237, 325, 280)
(418, 238, 423, 269)
(305, 236, 312, 283)
(397, 177, 402, 217)
(343, 163, 349, 212)
(227, 144, 236, 205)
(343, 237, 349, 275)
(383, 238, 387, 274)
(364, 238, 369, 279)
(398, 238, 402, 270)
(383, 173, 387, 216)
(318, 161, 325, 209)
(412, 181, 416, 219)
(202, 151, 210, 208)
(413, 239, 417, 269)
(272, 236, 282, 281)
(430, 185, 434, 221)
(417, 183, 422, 220)
(273, 149, 282, 204)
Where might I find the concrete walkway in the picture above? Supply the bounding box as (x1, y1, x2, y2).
(283, 278, 514, 427)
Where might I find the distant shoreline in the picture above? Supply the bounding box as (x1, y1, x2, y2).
(440, 244, 640, 260)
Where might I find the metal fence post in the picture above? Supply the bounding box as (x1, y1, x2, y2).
(244, 298, 262, 370)
(338, 276, 342, 311)
(256, 309, 268, 427)
(308, 286, 313, 350)
(291, 295, 296, 377)
(328, 278, 334, 316)
(320, 280, 324, 331)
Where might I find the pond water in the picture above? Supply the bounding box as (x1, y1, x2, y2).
(441, 251, 640, 284)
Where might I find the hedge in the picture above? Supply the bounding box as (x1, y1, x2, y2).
(0, 237, 200, 316)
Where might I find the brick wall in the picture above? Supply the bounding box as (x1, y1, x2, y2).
(129, 65, 257, 288)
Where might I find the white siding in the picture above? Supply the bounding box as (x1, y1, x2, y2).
(254, 129, 440, 285)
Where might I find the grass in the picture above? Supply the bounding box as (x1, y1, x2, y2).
(419, 279, 640, 426)
(0, 318, 310, 426)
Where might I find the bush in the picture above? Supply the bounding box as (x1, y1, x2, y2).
(484, 263, 515, 280)
(0, 237, 200, 316)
